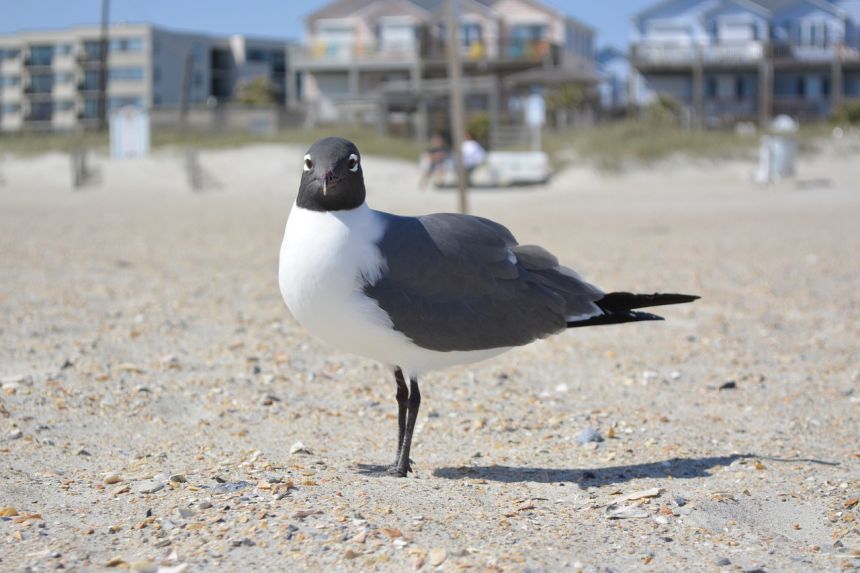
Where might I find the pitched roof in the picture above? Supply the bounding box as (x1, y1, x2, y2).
(409, 0, 445, 10)
(308, 0, 593, 31)
(634, 0, 846, 21)
(306, 0, 376, 21)
(752, 0, 845, 16)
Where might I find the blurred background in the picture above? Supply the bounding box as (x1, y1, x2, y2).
(2, 0, 858, 173)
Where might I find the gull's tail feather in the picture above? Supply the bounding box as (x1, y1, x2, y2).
(566, 292, 699, 329)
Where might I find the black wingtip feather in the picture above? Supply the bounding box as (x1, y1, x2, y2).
(566, 291, 698, 329)
(567, 310, 665, 329)
(596, 292, 700, 312)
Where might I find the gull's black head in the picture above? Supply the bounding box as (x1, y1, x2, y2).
(296, 137, 365, 212)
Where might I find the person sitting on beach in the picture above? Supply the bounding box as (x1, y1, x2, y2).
(462, 131, 486, 182)
(418, 132, 450, 188)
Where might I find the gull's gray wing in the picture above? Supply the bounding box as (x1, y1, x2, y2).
(363, 212, 604, 352)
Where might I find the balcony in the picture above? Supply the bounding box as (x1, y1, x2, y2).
(0, 57, 23, 74)
(293, 37, 562, 70)
(292, 41, 419, 69)
(773, 43, 835, 63)
(24, 57, 54, 68)
(423, 39, 560, 65)
(24, 83, 54, 97)
(76, 50, 105, 67)
(632, 41, 764, 69)
(24, 109, 53, 124)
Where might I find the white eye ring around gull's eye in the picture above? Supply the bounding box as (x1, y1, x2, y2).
(303, 154, 313, 172)
(348, 153, 359, 172)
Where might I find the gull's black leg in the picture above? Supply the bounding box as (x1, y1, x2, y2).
(389, 367, 409, 469)
(392, 377, 421, 477)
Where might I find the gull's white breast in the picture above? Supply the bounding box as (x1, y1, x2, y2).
(278, 203, 510, 375)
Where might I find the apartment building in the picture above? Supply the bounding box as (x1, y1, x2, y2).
(630, 0, 860, 125)
(288, 0, 597, 139)
(0, 24, 287, 132)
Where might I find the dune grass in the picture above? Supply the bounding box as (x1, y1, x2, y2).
(0, 126, 424, 162)
(1, 121, 834, 169)
(549, 121, 754, 170)
(0, 131, 109, 156)
(543, 120, 835, 171)
(151, 126, 426, 162)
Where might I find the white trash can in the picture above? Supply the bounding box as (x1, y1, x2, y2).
(755, 115, 798, 184)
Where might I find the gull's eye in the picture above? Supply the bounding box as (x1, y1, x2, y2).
(303, 154, 313, 172)
(347, 153, 359, 172)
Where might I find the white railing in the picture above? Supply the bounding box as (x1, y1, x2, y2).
(293, 41, 419, 65)
(702, 42, 763, 63)
(633, 42, 764, 65)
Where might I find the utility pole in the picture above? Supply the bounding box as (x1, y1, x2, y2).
(445, 0, 468, 214)
(98, 0, 110, 131)
(179, 52, 194, 128)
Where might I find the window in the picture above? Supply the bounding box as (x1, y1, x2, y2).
(509, 24, 546, 58)
(153, 67, 160, 83)
(83, 41, 103, 60)
(792, 22, 802, 44)
(247, 48, 266, 62)
(735, 76, 745, 100)
(460, 23, 482, 47)
(110, 37, 144, 53)
(54, 72, 74, 84)
(29, 101, 52, 121)
(55, 44, 73, 55)
(54, 100, 74, 112)
(1, 103, 21, 114)
(28, 45, 54, 66)
(28, 73, 53, 93)
(83, 97, 99, 118)
(511, 24, 546, 43)
(706, 76, 718, 98)
(109, 67, 144, 81)
(796, 76, 806, 97)
(316, 23, 356, 54)
(83, 70, 101, 90)
(0, 75, 21, 87)
(0, 48, 21, 60)
(822, 76, 831, 97)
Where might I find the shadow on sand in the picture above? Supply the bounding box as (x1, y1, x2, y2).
(430, 455, 747, 485)
(356, 454, 837, 484)
(429, 454, 838, 485)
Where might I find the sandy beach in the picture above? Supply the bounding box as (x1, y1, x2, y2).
(1, 140, 859, 572)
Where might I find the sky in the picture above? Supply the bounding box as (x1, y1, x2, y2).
(0, 1, 654, 50)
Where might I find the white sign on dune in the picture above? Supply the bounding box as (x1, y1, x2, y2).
(110, 107, 150, 159)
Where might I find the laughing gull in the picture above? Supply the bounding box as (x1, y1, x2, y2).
(279, 137, 698, 477)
